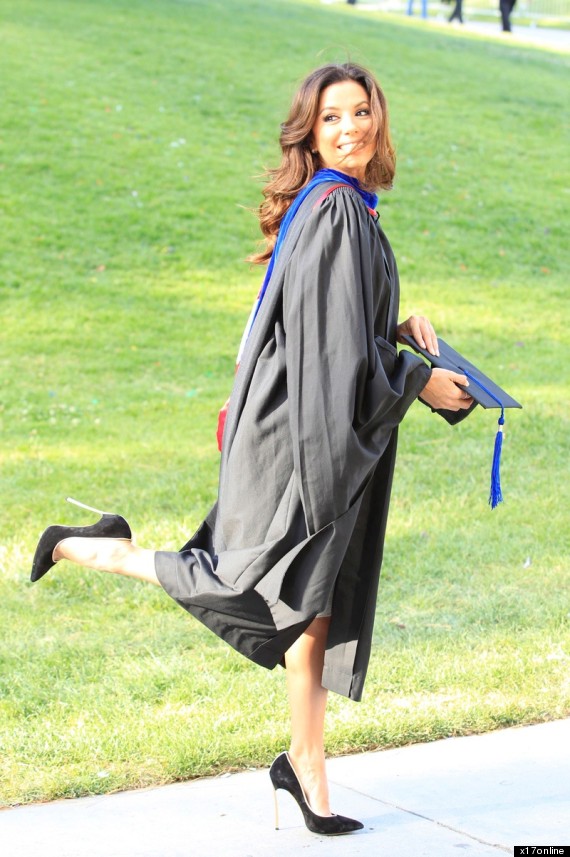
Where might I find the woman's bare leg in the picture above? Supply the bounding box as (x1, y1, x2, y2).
(53, 538, 160, 585)
(285, 616, 332, 817)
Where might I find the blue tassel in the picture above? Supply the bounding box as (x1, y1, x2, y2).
(463, 369, 510, 509)
(489, 412, 505, 509)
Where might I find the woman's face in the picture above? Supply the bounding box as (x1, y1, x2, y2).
(311, 80, 376, 182)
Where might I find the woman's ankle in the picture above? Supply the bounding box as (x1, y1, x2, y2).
(287, 748, 331, 816)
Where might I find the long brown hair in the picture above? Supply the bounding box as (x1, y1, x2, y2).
(249, 62, 396, 265)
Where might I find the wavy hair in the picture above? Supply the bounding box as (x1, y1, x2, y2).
(249, 62, 396, 265)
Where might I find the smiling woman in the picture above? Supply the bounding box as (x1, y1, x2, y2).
(30, 62, 473, 837)
(311, 80, 377, 182)
(250, 63, 397, 265)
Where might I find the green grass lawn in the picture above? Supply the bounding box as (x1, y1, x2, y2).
(1, 0, 569, 806)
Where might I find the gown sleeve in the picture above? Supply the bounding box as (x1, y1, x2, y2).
(283, 188, 431, 536)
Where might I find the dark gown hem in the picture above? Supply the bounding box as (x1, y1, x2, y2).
(154, 549, 179, 597)
(322, 665, 359, 701)
(155, 549, 315, 670)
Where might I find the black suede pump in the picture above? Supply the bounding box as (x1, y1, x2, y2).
(30, 498, 132, 583)
(269, 752, 364, 836)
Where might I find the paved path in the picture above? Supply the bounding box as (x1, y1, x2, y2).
(1, 719, 569, 856)
(353, 2, 570, 52)
(437, 18, 570, 51)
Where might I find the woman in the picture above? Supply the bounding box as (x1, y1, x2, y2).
(31, 63, 472, 835)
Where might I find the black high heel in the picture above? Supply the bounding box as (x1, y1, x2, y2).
(269, 752, 364, 836)
(30, 498, 132, 583)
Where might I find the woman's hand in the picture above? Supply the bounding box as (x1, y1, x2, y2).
(396, 315, 439, 357)
(397, 316, 473, 410)
(420, 368, 474, 411)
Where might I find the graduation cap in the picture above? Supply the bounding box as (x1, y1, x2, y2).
(401, 335, 522, 509)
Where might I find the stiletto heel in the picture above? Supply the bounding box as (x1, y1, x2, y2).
(30, 499, 132, 583)
(66, 497, 112, 515)
(269, 752, 363, 836)
(273, 787, 280, 830)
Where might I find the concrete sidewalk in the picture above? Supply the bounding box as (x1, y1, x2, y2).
(1, 719, 568, 856)
(353, 2, 570, 52)
(436, 18, 570, 51)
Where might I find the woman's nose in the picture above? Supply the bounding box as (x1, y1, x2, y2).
(340, 114, 357, 134)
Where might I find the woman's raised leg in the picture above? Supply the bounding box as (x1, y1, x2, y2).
(53, 538, 160, 585)
(284, 616, 332, 816)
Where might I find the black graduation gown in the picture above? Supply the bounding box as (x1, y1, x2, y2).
(155, 183, 431, 701)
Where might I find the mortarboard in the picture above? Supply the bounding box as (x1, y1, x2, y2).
(401, 335, 523, 509)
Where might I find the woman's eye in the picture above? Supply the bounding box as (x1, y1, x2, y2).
(323, 114, 338, 123)
(356, 109, 370, 117)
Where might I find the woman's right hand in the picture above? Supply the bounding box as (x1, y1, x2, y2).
(419, 368, 474, 411)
